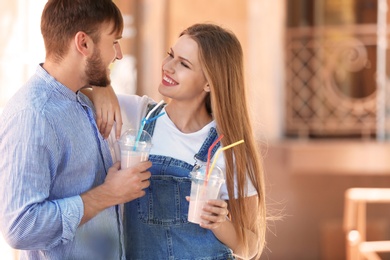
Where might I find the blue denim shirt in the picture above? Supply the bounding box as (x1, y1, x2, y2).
(0, 65, 124, 259)
(124, 104, 234, 260)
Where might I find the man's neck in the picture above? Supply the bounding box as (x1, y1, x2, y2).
(42, 58, 85, 93)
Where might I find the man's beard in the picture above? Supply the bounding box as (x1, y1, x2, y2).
(85, 48, 110, 87)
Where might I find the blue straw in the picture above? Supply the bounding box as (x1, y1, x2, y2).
(133, 118, 147, 151)
(133, 100, 165, 151)
(145, 112, 165, 123)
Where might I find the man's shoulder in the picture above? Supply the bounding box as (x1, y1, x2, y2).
(2, 74, 69, 124)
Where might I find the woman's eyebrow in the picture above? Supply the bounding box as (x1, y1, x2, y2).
(171, 48, 193, 65)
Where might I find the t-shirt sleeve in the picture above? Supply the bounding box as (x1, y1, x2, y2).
(216, 152, 258, 200)
(219, 174, 258, 200)
(116, 94, 154, 133)
(108, 94, 154, 162)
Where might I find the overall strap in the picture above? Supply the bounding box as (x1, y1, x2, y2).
(143, 102, 166, 136)
(143, 102, 221, 164)
(194, 127, 221, 164)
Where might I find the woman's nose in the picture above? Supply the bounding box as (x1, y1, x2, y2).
(162, 59, 175, 73)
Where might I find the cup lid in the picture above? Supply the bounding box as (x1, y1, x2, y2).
(190, 165, 225, 183)
(118, 129, 152, 147)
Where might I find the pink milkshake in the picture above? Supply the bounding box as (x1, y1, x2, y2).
(188, 199, 208, 224)
(120, 151, 150, 169)
(118, 129, 152, 169)
(187, 165, 225, 224)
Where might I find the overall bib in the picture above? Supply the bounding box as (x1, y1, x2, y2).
(124, 104, 234, 260)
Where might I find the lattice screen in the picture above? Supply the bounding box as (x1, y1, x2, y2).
(285, 25, 386, 138)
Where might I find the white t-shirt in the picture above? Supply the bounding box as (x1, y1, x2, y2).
(108, 94, 257, 199)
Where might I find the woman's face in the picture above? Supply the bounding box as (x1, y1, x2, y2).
(159, 35, 209, 102)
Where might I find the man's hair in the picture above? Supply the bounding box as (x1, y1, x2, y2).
(41, 0, 123, 62)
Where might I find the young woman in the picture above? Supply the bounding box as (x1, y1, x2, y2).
(93, 23, 266, 259)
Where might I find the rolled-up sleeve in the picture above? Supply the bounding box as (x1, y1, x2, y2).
(57, 196, 84, 243)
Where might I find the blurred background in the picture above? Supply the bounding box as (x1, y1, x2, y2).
(0, 0, 389, 259)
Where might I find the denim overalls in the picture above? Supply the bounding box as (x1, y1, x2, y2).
(124, 104, 234, 260)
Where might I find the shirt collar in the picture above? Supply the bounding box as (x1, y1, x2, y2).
(36, 63, 78, 102)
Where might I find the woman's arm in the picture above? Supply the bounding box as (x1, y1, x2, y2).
(80, 86, 123, 139)
(200, 196, 259, 259)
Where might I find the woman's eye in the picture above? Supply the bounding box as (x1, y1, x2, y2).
(166, 51, 189, 69)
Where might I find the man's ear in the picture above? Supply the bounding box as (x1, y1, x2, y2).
(74, 31, 92, 56)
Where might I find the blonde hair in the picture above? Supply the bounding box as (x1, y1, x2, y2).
(180, 23, 266, 259)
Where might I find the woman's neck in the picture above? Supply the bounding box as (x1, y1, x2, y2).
(165, 102, 212, 133)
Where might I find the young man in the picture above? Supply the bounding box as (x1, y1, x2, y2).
(0, 1, 151, 259)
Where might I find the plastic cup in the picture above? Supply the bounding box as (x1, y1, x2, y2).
(187, 165, 225, 224)
(118, 129, 152, 169)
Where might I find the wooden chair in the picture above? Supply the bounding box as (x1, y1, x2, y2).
(344, 188, 390, 260)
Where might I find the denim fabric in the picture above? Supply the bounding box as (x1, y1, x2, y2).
(194, 127, 221, 163)
(124, 104, 234, 260)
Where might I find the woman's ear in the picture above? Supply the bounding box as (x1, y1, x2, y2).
(204, 83, 211, 92)
(74, 31, 92, 56)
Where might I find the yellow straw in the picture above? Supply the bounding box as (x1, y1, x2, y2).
(207, 139, 245, 179)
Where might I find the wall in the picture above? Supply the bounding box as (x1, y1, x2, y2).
(263, 141, 390, 260)
(0, 1, 46, 113)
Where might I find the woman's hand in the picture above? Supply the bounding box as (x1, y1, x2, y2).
(91, 85, 123, 139)
(199, 199, 229, 230)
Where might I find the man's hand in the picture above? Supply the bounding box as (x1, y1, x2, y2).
(80, 161, 152, 225)
(104, 161, 152, 204)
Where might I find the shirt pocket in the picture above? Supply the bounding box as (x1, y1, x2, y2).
(137, 175, 191, 225)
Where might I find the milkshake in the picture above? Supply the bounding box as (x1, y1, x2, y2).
(118, 129, 152, 169)
(187, 165, 225, 224)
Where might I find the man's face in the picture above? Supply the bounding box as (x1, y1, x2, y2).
(85, 48, 109, 87)
(85, 22, 123, 87)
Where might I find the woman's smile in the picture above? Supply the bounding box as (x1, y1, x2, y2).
(162, 74, 178, 86)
